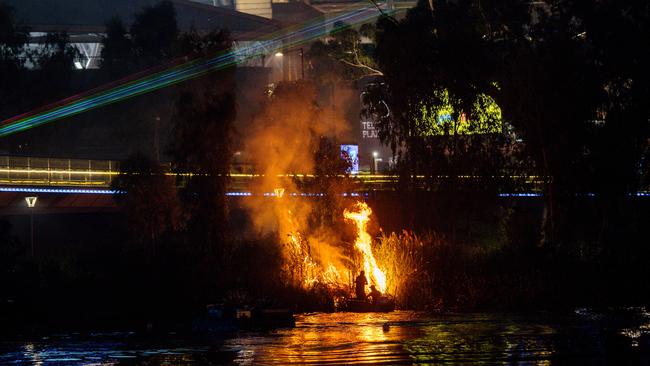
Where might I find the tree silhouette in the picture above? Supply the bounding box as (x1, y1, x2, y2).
(0, 3, 29, 123)
(111, 153, 181, 255)
(130, 0, 178, 68)
(100, 17, 133, 78)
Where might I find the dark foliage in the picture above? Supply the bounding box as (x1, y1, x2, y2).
(111, 152, 181, 252)
(130, 0, 178, 68)
(171, 90, 235, 247)
(0, 2, 29, 110)
(168, 28, 235, 249)
(99, 17, 133, 78)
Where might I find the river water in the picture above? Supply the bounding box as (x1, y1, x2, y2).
(2, 309, 650, 365)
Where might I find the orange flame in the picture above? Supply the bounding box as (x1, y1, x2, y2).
(344, 202, 387, 293)
(287, 231, 346, 289)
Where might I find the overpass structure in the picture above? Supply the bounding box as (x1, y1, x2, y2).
(0, 155, 546, 192)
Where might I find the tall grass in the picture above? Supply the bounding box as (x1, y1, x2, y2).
(375, 231, 446, 309)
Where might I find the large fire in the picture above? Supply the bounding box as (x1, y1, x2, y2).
(279, 199, 388, 296)
(344, 202, 387, 293)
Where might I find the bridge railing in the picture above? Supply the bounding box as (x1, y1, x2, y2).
(0, 155, 118, 187)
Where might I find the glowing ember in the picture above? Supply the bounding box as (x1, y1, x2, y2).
(344, 202, 387, 293)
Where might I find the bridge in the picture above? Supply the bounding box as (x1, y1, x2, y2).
(0, 155, 546, 189)
(2, 154, 648, 215)
(0, 154, 550, 213)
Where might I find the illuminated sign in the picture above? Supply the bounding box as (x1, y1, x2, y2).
(340, 145, 359, 174)
(361, 120, 379, 139)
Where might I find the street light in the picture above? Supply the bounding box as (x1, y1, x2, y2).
(25, 196, 37, 257)
(372, 152, 379, 173)
(275, 48, 304, 80)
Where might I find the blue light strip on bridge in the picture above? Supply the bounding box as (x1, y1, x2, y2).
(0, 187, 120, 194)
(498, 193, 543, 197)
(499, 192, 650, 197)
(0, 187, 368, 197)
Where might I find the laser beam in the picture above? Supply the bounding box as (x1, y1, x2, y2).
(0, 6, 395, 137)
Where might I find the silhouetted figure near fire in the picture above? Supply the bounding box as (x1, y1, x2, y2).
(369, 285, 382, 305)
(355, 271, 367, 300)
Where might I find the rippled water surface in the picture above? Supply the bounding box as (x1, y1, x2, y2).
(3, 309, 650, 365)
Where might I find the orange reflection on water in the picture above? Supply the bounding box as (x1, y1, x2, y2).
(227, 312, 414, 364)
(224, 312, 561, 365)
